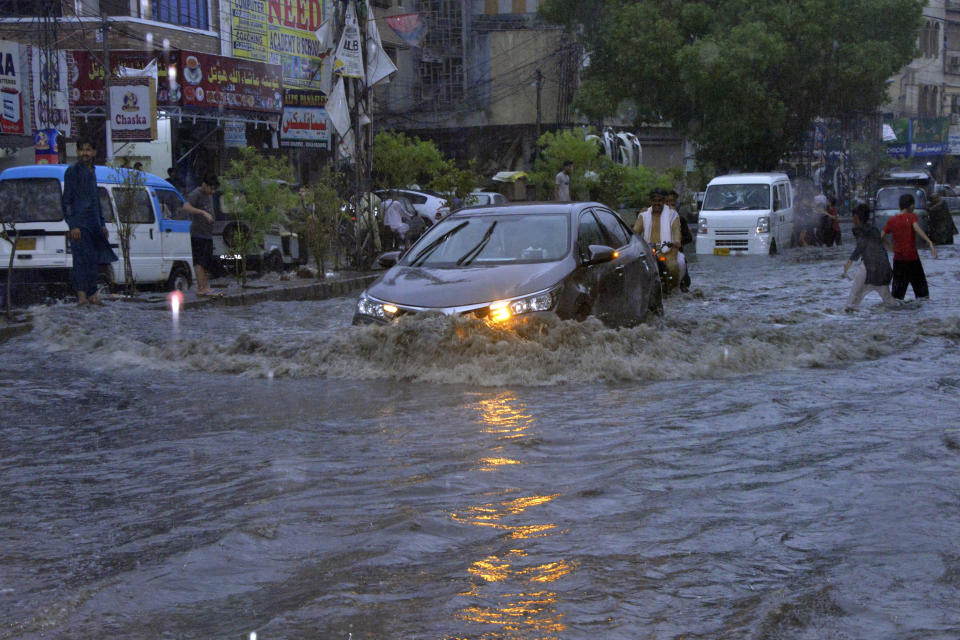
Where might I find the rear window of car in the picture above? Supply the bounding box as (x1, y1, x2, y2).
(0, 178, 63, 222)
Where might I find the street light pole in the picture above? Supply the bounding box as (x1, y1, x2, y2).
(102, 12, 114, 161)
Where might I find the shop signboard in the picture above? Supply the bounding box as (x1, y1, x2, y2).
(280, 90, 328, 148)
(109, 78, 157, 142)
(68, 50, 178, 107)
(884, 117, 910, 157)
(230, 0, 327, 90)
(0, 40, 26, 135)
(179, 51, 283, 113)
(949, 133, 960, 155)
(912, 117, 949, 156)
(31, 46, 71, 137)
(224, 121, 247, 147)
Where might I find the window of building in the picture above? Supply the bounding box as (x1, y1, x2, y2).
(153, 0, 209, 29)
(0, 0, 60, 16)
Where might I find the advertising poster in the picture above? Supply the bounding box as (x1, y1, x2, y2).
(280, 89, 328, 148)
(34, 128, 58, 164)
(0, 40, 26, 135)
(884, 117, 910, 157)
(110, 78, 157, 142)
(179, 51, 283, 113)
(31, 46, 71, 137)
(231, 0, 327, 90)
(912, 117, 949, 156)
(69, 50, 178, 108)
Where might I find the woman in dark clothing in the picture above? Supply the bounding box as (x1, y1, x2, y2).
(927, 192, 957, 245)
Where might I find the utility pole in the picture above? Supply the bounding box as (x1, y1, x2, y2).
(535, 68, 543, 158)
(101, 12, 113, 161)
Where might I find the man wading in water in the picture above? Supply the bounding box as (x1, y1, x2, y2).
(62, 139, 117, 306)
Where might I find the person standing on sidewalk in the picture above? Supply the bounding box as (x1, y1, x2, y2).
(882, 193, 937, 301)
(555, 160, 572, 201)
(62, 138, 117, 306)
(182, 175, 220, 297)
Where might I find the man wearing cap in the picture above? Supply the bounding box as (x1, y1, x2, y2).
(634, 188, 686, 291)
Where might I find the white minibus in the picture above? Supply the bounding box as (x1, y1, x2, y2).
(695, 173, 793, 255)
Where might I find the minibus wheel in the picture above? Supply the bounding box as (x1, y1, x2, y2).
(167, 265, 191, 292)
(769, 240, 778, 256)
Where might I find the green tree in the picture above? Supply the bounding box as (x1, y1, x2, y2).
(291, 169, 346, 279)
(530, 128, 608, 200)
(107, 165, 147, 295)
(221, 147, 300, 286)
(372, 131, 449, 189)
(540, 0, 924, 171)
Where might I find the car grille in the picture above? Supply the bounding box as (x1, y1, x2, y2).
(715, 229, 750, 236)
(715, 239, 750, 248)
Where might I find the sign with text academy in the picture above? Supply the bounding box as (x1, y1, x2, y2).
(231, 0, 327, 90)
(179, 52, 282, 113)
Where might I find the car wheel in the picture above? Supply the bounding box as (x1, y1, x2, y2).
(769, 239, 778, 256)
(264, 250, 284, 272)
(167, 265, 191, 292)
(648, 284, 663, 316)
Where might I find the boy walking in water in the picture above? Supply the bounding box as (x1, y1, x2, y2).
(882, 193, 937, 301)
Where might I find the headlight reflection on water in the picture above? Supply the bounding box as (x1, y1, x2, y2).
(449, 392, 575, 636)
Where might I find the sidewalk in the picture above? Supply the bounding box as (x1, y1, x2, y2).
(0, 270, 380, 343)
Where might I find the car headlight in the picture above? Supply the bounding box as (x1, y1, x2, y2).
(488, 288, 558, 322)
(698, 217, 707, 234)
(356, 293, 397, 319)
(757, 216, 770, 233)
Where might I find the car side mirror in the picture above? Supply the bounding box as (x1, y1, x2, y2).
(868, 197, 876, 212)
(376, 250, 401, 269)
(585, 244, 616, 265)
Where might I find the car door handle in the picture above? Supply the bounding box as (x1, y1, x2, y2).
(149, 228, 154, 240)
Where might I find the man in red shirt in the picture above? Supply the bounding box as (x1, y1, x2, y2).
(882, 193, 937, 300)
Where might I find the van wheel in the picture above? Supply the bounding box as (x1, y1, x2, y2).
(769, 239, 778, 256)
(167, 265, 191, 292)
(264, 250, 284, 272)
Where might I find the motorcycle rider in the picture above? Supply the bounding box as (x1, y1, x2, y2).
(634, 188, 686, 292)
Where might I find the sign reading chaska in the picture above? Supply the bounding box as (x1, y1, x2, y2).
(110, 78, 157, 141)
(179, 51, 282, 113)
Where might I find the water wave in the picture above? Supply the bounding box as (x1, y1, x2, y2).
(25, 304, 960, 386)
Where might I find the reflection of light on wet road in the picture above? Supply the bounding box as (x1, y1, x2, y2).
(447, 392, 575, 638)
(168, 290, 183, 333)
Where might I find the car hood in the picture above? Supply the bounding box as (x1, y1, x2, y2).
(366, 260, 572, 309)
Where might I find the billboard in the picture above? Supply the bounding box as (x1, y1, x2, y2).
(0, 40, 26, 135)
(230, 0, 328, 90)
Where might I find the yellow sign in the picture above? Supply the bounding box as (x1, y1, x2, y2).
(231, 0, 328, 90)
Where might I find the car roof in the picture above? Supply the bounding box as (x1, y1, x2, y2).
(0, 164, 178, 190)
(709, 173, 789, 185)
(449, 201, 592, 217)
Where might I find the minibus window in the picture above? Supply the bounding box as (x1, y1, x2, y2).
(0, 178, 63, 222)
(99, 187, 116, 222)
(703, 184, 771, 210)
(113, 187, 155, 223)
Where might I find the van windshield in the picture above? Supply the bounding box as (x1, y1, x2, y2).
(0, 178, 63, 222)
(703, 184, 771, 210)
(876, 188, 926, 210)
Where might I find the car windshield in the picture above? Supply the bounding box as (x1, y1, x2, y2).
(400, 212, 569, 267)
(703, 183, 771, 210)
(876, 188, 926, 210)
(0, 178, 63, 222)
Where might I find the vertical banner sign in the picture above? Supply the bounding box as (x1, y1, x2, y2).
(334, 3, 364, 78)
(0, 40, 25, 134)
(34, 128, 58, 164)
(110, 78, 158, 142)
(31, 46, 71, 137)
(231, 0, 327, 90)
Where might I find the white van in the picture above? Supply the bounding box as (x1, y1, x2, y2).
(695, 173, 793, 255)
(0, 164, 194, 297)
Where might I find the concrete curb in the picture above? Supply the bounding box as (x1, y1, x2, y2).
(0, 321, 33, 344)
(177, 273, 379, 310)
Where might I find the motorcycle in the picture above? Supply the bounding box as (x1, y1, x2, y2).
(651, 241, 680, 294)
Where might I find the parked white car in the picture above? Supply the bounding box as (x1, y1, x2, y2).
(376, 189, 450, 224)
(463, 191, 508, 207)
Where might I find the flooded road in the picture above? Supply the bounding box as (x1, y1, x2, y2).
(2, 242, 960, 639)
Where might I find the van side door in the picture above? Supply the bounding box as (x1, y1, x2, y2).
(111, 184, 164, 283)
(153, 187, 192, 279)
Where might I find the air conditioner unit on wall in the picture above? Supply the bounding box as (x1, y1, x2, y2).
(952, 113, 960, 124)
